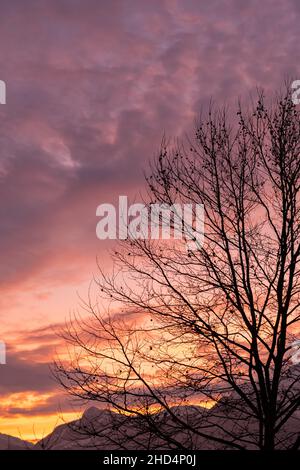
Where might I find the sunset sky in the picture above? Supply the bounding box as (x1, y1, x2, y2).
(0, 0, 300, 441)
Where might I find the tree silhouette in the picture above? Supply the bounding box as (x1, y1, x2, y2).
(55, 87, 300, 450)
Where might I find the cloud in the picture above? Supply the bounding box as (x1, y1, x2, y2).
(0, 322, 73, 424)
(0, 0, 299, 431)
(0, 343, 57, 396)
(0, 0, 299, 293)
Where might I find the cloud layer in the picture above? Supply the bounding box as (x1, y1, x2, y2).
(0, 0, 299, 438)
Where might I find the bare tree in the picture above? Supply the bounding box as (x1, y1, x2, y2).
(55, 87, 300, 450)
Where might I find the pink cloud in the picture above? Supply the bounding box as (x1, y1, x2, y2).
(0, 0, 299, 424)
